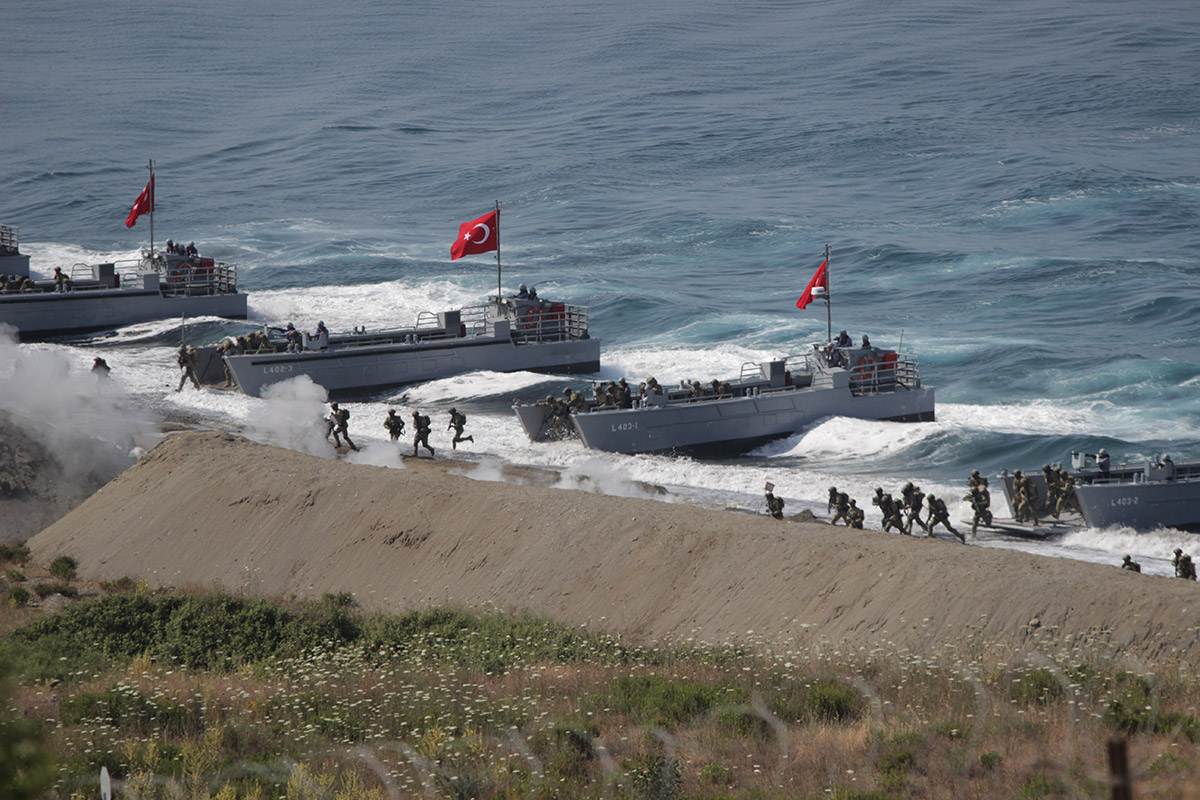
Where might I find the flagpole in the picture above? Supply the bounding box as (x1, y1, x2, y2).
(147, 159, 155, 254)
(494, 200, 502, 299)
(824, 243, 832, 342)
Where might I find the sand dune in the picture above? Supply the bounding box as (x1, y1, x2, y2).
(28, 431, 1200, 664)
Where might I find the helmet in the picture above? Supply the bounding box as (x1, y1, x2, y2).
(904, 481, 914, 489)
(1175, 548, 1183, 554)
(529, 285, 536, 292)
(563, 387, 572, 393)
(518, 283, 527, 291)
(412, 410, 419, 416)
(829, 486, 836, 492)
(546, 395, 554, 402)
(1099, 448, 1108, 456)
(330, 402, 338, 408)
(449, 407, 456, 414)
(388, 408, 395, 414)
(318, 320, 325, 327)
(1014, 469, 1023, 477)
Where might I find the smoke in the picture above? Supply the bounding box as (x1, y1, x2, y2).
(242, 375, 335, 459)
(553, 456, 671, 500)
(345, 443, 407, 469)
(0, 326, 157, 488)
(456, 457, 507, 482)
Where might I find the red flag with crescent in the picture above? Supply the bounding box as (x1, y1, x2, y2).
(796, 259, 828, 310)
(451, 210, 499, 260)
(125, 175, 154, 228)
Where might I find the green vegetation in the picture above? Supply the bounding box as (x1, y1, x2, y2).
(47, 555, 77, 581)
(0, 543, 31, 565)
(2, 587, 1200, 799)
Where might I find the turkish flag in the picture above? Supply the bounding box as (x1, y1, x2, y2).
(795, 259, 828, 309)
(451, 210, 499, 260)
(125, 175, 154, 228)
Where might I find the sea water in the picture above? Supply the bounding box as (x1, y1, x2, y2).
(3, 0, 1199, 574)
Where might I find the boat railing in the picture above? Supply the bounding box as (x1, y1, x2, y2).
(849, 353, 920, 396)
(512, 302, 590, 343)
(160, 261, 239, 297)
(739, 361, 761, 382)
(0, 224, 17, 257)
(460, 304, 490, 336)
(415, 311, 441, 329)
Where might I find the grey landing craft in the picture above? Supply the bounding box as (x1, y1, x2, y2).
(514, 340, 934, 456)
(217, 295, 600, 399)
(1000, 452, 1200, 533)
(0, 224, 245, 340)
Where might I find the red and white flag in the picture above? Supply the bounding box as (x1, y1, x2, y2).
(125, 175, 154, 228)
(795, 259, 828, 310)
(450, 210, 499, 260)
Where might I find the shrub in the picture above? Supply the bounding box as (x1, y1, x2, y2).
(100, 576, 137, 593)
(6, 586, 31, 607)
(48, 555, 78, 581)
(32, 582, 77, 599)
(767, 676, 864, 724)
(606, 675, 743, 729)
(0, 544, 31, 565)
(627, 753, 681, 800)
(5, 568, 25, 583)
(1009, 668, 1065, 706)
(979, 751, 1002, 772)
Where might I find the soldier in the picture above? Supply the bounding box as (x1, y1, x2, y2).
(1175, 549, 1197, 580)
(618, 378, 633, 408)
(872, 488, 903, 533)
(1019, 473, 1041, 526)
(926, 495, 964, 542)
(412, 410, 434, 457)
(545, 394, 568, 430)
(1121, 555, 1142, 573)
(830, 492, 851, 526)
(903, 483, 929, 534)
(175, 345, 200, 391)
(966, 468, 987, 490)
(285, 323, 303, 352)
(645, 376, 663, 396)
(764, 482, 785, 520)
(53, 266, 72, 292)
(383, 409, 405, 441)
(1056, 473, 1083, 517)
(328, 402, 357, 450)
(1042, 464, 1061, 518)
(848, 499, 865, 529)
(448, 407, 474, 449)
(965, 486, 992, 537)
(92, 356, 111, 377)
(827, 486, 840, 514)
(690, 380, 706, 398)
(564, 386, 586, 413)
(216, 339, 235, 387)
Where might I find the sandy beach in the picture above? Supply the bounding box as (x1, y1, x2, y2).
(24, 430, 1200, 665)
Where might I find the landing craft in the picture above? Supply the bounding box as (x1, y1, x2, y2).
(514, 244, 935, 456)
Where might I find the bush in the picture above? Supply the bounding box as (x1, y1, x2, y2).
(5, 568, 25, 583)
(48, 555, 78, 581)
(0, 544, 31, 565)
(605, 675, 744, 729)
(1009, 668, 1064, 706)
(6, 586, 31, 608)
(32, 582, 77, 599)
(100, 576, 138, 593)
(767, 676, 864, 724)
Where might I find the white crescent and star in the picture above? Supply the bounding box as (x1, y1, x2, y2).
(463, 223, 490, 244)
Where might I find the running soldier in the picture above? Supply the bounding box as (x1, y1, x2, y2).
(175, 345, 200, 391)
(448, 408, 474, 449)
(830, 492, 852, 526)
(873, 488, 904, 533)
(848, 499, 865, 529)
(827, 486, 840, 514)
(1121, 555, 1142, 573)
(411, 410, 434, 457)
(328, 402, 357, 450)
(903, 483, 929, 534)
(383, 409, 405, 441)
(1174, 549, 1198, 580)
(1042, 464, 1061, 518)
(1056, 473, 1083, 517)
(926, 495, 964, 542)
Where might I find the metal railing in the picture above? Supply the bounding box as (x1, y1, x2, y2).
(0, 224, 17, 256)
(848, 354, 921, 396)
(511, 303, 590, 343)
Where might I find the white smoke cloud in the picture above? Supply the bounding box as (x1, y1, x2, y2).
(242, 375, 336, 458)
(0, 326, 157, 487)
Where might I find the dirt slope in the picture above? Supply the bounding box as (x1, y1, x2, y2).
(28, 432, 1200, 664)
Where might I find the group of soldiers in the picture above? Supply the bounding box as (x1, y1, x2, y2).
(1, 273, 39, 293)
(376, 406, 474, 457)
(764, 474, 978, 544)
(1009, 464, 1082, 524)
(1121, 549, 1198, 580)
(689, 378, 733, 399)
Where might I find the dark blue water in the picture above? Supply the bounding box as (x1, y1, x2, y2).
(4, 0, 1200, 483)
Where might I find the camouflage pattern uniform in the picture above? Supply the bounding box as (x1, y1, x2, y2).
(827, 486, 839, 514)
(926, 495, 964, 542)
(765, 491, 785, 520)
(383, 409, 405, 441)
(965, 486, 992, 537)
(830, 492, 851, 526)
(448, 408, 474, 449)
(1121, 555, 1141, 573)
(329, 403, 357, 450)
(412, 411, 434, 457)
(175, 345, 200, 391)
(848, 500, 865, 529)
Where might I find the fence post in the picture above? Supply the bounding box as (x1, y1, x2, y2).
(1108, 737, 1132, 800)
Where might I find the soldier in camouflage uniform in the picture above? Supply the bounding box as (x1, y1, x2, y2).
(411, 410, 434, 457)
(830, 492, 851, 526)
(965, 485, 992, 537)
(873, 488, 904, 533)
(1056, 473, 1083, 517)
(847, 499, 865, 529)
(926, 495, 964, 542)
(902, 483, 929, 534)
(764, 483, 785, 520)
(564, 387, 586, 413)
(1121, 555, 1142, 573)
(448, 407, 474, 449)
(329, 402, 357, 450)
(827, 486, 840, 514)
(175, 345, 201, 391)
(383, 409, 405, 441)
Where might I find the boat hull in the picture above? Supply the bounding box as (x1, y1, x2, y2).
(1074, 480, 1200, 532)
(224, 336, 601, 398)
(568, 384, 935, 456)
(0, 289, 248, 340)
